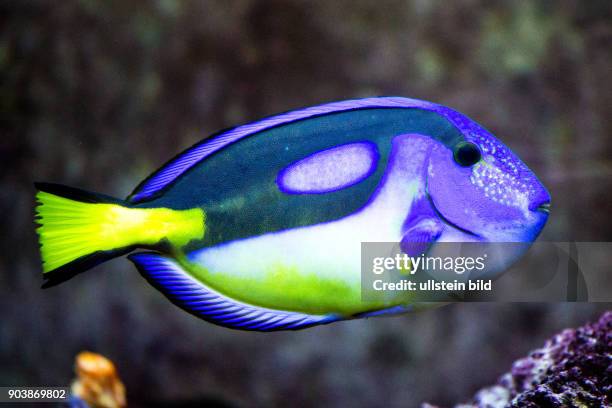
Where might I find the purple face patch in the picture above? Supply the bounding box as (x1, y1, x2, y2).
(277, 142, 379, 194)
(468, 132, 550, 211)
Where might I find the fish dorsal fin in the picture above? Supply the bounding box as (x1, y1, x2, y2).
(128, 96, 481, 203)
(128, 252, 338, 331)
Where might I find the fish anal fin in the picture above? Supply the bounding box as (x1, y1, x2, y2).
(128, 252, 338, 331)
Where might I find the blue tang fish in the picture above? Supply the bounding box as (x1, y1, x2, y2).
(35, 97, 550, 331)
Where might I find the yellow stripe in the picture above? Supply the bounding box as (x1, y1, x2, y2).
(35, 191, 205, 272)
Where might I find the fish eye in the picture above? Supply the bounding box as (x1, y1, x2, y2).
(453, 142, 482, 167)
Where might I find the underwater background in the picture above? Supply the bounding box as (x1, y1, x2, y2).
(1, 1, 611, 407)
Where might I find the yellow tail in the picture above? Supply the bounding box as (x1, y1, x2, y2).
(34, 183, 205, 285)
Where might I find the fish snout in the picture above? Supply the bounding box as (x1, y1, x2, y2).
(528, 185, 551, 214)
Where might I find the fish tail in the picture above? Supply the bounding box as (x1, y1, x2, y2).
(34, 182, 205, 288)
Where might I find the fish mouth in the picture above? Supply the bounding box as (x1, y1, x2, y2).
(534, 202, 551, 214)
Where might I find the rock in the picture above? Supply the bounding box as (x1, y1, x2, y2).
(424, 311, 611, 408)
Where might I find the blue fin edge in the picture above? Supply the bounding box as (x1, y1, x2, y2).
(354, 305, 413, 318)
(128, 252, 339, 331)
(128, 96, 485, 203)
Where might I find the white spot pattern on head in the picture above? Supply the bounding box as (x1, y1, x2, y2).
(472, 132, 523, 177)
(471, 162, 534, 209)
(470, 132, 536, 213)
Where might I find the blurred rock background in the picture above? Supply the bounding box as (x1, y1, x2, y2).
(1, 1, 610, 407)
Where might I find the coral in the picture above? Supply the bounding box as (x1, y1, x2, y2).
(425, 311, 611, 408)
(70, 352, 126, 408)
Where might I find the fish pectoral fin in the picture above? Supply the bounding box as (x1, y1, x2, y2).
(128, 252, 338, 331)
(400, 217, 443, 257)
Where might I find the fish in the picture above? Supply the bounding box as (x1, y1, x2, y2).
(34, 97, 551, 331)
